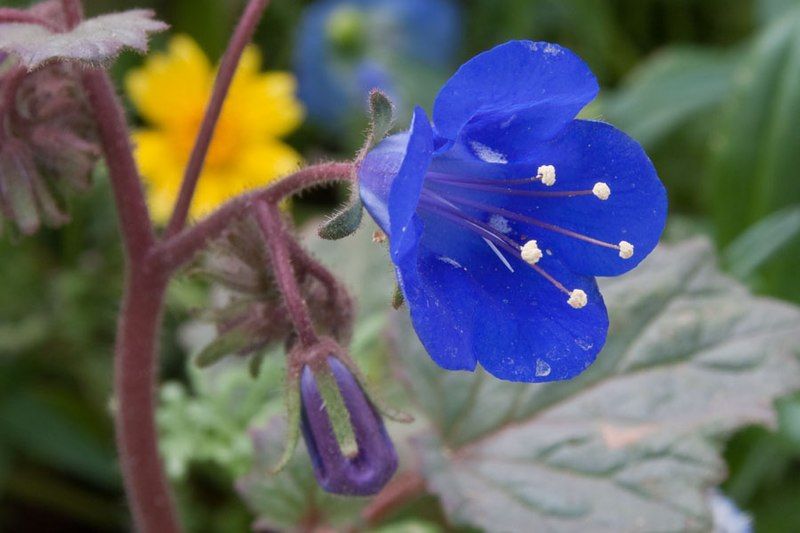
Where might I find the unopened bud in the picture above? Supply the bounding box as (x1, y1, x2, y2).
(299, 357, 397, 496)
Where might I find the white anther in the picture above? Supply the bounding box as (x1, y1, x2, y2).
(592, 182, 611, 200)
(538, 165, 556, 186)
(618, 240, 634, 259)
(568, 289, 588, 309)
(520, 240, 543, 265)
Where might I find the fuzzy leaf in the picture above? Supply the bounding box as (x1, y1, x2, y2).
(0, 10, 168, 69)
(388, 238, 800, 531)
(364, 89, 395, 153)
(317, 195, 363, 240)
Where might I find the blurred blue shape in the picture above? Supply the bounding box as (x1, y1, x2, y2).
(294, 0, 461, 133)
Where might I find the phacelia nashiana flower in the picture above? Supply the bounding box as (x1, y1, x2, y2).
(359, 41, 667, 382)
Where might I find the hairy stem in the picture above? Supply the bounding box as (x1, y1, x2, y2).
(254, 200, 319, 347)
(81, 68, 155, 262)
(0, 8, 59, 30)
(164, 0, 270, 237)
(155, 162, 354, 272)
(115, 269, 179, 533)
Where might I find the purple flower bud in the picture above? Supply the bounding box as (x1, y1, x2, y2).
(299, 357, 398, 496)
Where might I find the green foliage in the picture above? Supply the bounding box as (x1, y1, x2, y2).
(297, 223, 800, 531)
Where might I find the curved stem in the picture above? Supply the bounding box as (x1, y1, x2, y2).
(254, 200, 319, 347)
(164, 0, 270, 238)
(155, 161, 354, 272)
(115, 268, 179, 533)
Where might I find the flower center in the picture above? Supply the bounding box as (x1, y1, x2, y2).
(418, 165, 635, 309)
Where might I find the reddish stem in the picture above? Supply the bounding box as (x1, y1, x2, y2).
(0, 8, 60, 30)
(81, 69, 155, 262)
(163, 0, 270, 238)
(114, 269, 179, 533)
(362, 471, 426, 526)
(254, 200, 319, 347)
(155, 162, 354, 272)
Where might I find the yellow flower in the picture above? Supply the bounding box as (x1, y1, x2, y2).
(126, 35, 304, 222)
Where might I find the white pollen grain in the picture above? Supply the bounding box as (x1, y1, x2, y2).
(593, 182, 611, 200)
(618, 241, 634, 259)
(568, 289, 588, 309)
(521, 240, 543, 265)
(538, 165, 556, 186)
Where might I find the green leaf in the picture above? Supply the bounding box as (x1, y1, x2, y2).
(707, 11, 800, 300)
(194, 328, 252, 368)
(317, 194, 363, 240)
(394, 238, 800, 531)
(603, 47, 739, 147)
(759, 0, 800, 25)
(723, 204, 800, 279)
(0, 10, 168, 70)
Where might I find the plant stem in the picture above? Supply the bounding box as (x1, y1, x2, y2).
(115, 269, 179, 533)
(155, 162, 354, 272)
(254, 200, 319, 348)
(164, 0, 270, 238)
(81, 68, 155, 262)
(362, 471, 426, 526)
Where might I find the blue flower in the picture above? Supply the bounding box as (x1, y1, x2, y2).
(293, 0, 461, 132)
(359, 41, 667, 382)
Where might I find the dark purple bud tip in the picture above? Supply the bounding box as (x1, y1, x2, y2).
(299, 357, 398, 496)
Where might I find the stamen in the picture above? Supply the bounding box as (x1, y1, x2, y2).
(592, 182, 611, 200)
(618, 240, 634, 259)
(428, 179, 602, 198)
(538, 165, 556, 186)
(418, 193, 590, 308)
(521, 240, 542, 265)
(568, 289, 588, 309)
(447, 195, 623, 253)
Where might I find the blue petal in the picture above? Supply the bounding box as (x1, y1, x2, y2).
(432, 41, 599, 160)
(430, 120, 667, 277)
(359, 107, 434, 263)
(396, 213, 608, 381)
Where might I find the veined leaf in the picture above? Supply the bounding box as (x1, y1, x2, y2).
(392, 238, 800, 531)
(302, 221, 800, 529)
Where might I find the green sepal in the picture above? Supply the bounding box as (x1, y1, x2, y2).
(392, 283, 405, 310)
(248, 350, 267, 378)
(315, 364, 359, 457)
(362, 89, 395, 155)
(194, 329, 251, 368)
(269, 376, 301, 475)
(317, 194, 363, 240)
(338, 354, 413, 424)
(318, 90, 395, 241)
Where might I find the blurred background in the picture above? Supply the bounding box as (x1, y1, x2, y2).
(1, 0, 800, 531)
